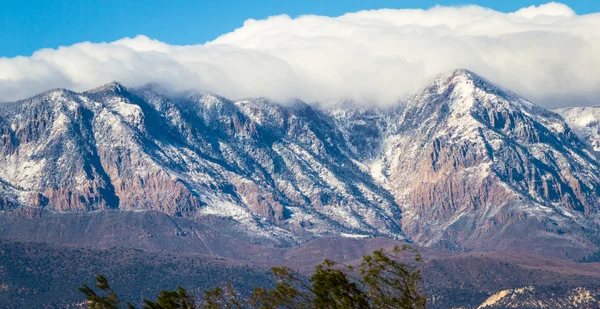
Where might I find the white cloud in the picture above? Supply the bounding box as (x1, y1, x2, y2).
(1, 2, 599, 107)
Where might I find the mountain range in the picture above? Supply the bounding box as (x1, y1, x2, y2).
(2, 69, 600, 308)
(1, 69, 600, 261)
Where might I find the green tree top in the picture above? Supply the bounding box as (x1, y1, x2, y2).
(80, 244, 427, 309)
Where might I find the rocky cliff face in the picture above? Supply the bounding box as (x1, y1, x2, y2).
(0, 82, 403, 244)
(1, 69, 599, 257)
(370, 70, 600, 257)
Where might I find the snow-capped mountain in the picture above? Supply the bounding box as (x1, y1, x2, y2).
(554, 106, 600, 154)
(0, 82, 403, 245)
(0, 69, 599, 258)
(372, 70, 600, 257)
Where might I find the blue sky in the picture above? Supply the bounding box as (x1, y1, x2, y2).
(1, 0, 599, 57)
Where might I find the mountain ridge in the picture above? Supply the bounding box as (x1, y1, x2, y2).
(1, 69, 599, 259)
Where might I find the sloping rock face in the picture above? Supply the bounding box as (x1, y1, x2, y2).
(325, 70, 600, 258)
(378, 71, 600, 256)
(0, 70, 599, 257)
(0, 83, 402, 244)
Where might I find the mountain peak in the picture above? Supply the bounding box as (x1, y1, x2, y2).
(417, 68, 522, 105)
(447, 68, 475, 77)
(86, 81, 127, 95)
(432, 69, 485, 87)
(409, 69, 481, 106)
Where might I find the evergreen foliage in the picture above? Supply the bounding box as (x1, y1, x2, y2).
(80, 245, 427, 309)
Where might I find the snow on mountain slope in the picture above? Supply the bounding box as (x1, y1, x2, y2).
(1, 70, 599, 258)
(374, 69, 600, 257)
(318, 100, 402, 161)
(554, 106, 600, 153)
(0, 83, 403, 245)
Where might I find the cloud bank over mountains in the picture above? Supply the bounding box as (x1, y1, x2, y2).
(1, 2, 599, 106)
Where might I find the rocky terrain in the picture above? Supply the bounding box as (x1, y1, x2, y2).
(1, 69, 600, 261)
(0, 82, 403, 246)
(555, 106, 600, 155)
(374, 70, 600, 258)
(474, 286, 600, 309)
